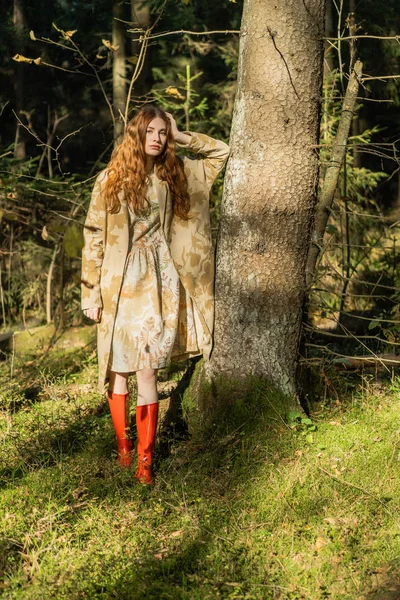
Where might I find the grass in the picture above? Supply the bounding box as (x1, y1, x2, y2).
(0, 325, 400, 599)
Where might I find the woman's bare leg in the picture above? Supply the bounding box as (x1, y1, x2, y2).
(108, 371, 129, 394)
(136, 368, 158, 406)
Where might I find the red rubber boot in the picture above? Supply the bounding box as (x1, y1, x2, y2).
(107, 391, 133, 467)
(134, 402, 159, 485)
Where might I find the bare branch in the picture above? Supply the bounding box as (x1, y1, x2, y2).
(362, 74, 400, 82)
(326, 34, 400, 42)
(35, 36, 78, 52)
(65, 38, 115, 129)
(267, 27, 300, 98)
(124, 29, 150, 126)
(128, 28, 240, 41)
(306, 60, 363, 287)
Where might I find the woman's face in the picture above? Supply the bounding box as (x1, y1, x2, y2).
(144, 117, 168, 158)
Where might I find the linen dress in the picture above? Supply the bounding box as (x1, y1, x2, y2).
(109, 173, 201, 373)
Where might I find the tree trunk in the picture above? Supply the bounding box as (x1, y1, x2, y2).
(306, 60, 362, 287)
(113, 0, 127, 142)
(208, 0, 326, 398)
(13, 0, 26, 159)
(348, 0, 361, 168)
(46, 245, 58, 324)
(324, 0, 335, 76)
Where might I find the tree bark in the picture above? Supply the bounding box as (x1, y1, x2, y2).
(13, 0, 26, 159)
(324, 0, 335, 76)
(46, 245, 58, 324)
(208, 0, 326, 398)
(113, 0, 127, 142)
(348, 0, 361, 168)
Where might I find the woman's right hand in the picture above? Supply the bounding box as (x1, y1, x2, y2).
(83, 307, 102, 322)
(165, 112, 191, 145)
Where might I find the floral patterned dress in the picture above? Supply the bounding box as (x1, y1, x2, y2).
(109, 173, 200, 373)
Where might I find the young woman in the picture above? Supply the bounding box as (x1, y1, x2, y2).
(81, 105, 229, 484)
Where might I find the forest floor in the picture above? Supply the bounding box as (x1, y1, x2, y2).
(0, 324, 399, 600)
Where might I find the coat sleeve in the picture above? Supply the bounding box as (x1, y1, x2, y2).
(178, 132, 230, 190)
(81, 171, 108, 310)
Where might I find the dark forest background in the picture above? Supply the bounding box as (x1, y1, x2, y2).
(0, 0, 400, 368)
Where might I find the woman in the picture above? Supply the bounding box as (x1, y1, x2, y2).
(81, 105, 229, 484)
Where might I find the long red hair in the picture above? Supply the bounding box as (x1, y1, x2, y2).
(104, 105, 190, 219)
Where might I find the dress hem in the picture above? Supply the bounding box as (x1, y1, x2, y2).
(108, 349, 203, 375)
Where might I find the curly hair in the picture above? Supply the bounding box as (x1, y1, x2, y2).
(103, 105, 190, 220)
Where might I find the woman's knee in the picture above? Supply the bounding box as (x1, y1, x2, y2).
(109, 371, 129, 393)
(136, 368, 158, 386)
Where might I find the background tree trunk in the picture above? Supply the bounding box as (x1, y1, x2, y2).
(306, 60, 362, 288)
(113, 0, 127, 142)
(208, 0, 326, 398)
(324, 0, 335, 76)
(13, 0, 26, 159)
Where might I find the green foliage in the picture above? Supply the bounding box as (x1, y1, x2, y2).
(63, 223, 84, 259)
(308, 65, 400, 361)
(0, 0, 241, 331)
(0, 149, 94, 328)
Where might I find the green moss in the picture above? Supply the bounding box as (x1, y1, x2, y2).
(182, 361, 294, 439)
(12, 323, 56, 355)
(1, 333, 400, 599)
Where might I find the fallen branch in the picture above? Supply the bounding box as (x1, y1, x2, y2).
(303, 347, 400, 369)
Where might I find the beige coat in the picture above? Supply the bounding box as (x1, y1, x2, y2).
(81, 132, 230, 392)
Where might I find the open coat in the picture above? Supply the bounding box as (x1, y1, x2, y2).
(81, 132, 230, 393)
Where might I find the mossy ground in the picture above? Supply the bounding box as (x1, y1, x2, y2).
(0, 325, 399, 599)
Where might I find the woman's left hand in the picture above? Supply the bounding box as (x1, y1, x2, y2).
(165, 112, 191, 145)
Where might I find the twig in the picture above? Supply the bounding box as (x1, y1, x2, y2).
(314, 301, 400, 324)
(267, 27, 300, 99)
(337, 318, 390, 372)
(12, 110, 45, 148)
(11, 333, 15, 380)
(257, 387, 292, 429)
(326, 34, 400, 42)
(124, 29, 150, 126)
(303, 323, 400, 345)
(67, 36, 115, 130)
(305, 344, 400, 364)
(128, 28, 240, 41)
(36, 36, 78, 53)
(362, 74, 400, 82)
(336, 0, 345, 94)
(0, 262, 6, 328)
(0, 101, 9, 116)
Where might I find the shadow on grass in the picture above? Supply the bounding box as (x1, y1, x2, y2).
(3, 366, 395, 598)
(0, 363, 93, 411)
(1, 373, 293, 597)
(0, 406, 109, 488)
(365, 567, 400, 600)
(56, 377, 295, 599)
